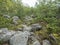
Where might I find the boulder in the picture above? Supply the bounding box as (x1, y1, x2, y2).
(22, 25, 32, 32)
(0, 28, 9, 34)
(3, 15, 10, 19)
(12, 16, 19, 20)
(28, 33, 41, 45)
(49, 34, 56, 41)
(0, 28, 15, 42)
(9, 31, 30, 45)
(16, 28, 23, 31)
(33, 41, 41, 45)
(12, 16, 20, 25)
(30, 35, 37, 42)
(42, 40, 51, 45)
(31, 15, 37, 18)
(31, 23, 42, 32)
(21, 24, 42, 32)
(24, 16, 33, 21)
(21, 23, 42, 32)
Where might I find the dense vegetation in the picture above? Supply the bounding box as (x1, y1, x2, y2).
(0, 0, 60, 45)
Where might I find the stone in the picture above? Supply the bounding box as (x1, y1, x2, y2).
(33, 41, 41, 45)
(12, 16, 19, 20)
(22, 24, 42, 32)
(42, 40, 51, 45)
(22, 25, 32, 32)
(12, 15, 19, 18)
(16, 28, 23, 31)
(31, 15, 37, 18)
(28, 33, 41, 45)
(20, 24, 42, 32)
(24, 16, 33, 22)
(0, 28, 15, 42)
(0, 30, 2, 33)
(0, 28, 9, 34)
(12, 16, 20, 25)
(31, 23, 42, 32)
(9, 31, 30, 45)
(49, 34, 56, 41)
(30, 35, 37, 42)
(3, 15, 10, 19)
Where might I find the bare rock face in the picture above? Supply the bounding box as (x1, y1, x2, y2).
(10, 31, 30, 45)
(42, 40, 51, 45)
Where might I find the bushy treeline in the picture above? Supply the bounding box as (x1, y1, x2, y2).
(0, 0, 60, 33)
(34, 0, 60, 33)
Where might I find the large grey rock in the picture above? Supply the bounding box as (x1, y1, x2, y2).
(43, 40, 51, 45)
(0, 28, 15, 42)
(12, 16, 20, 25)
(31, 23, 42, 32)
(33, 41, 41, 45)
(10, 31, 30, 45)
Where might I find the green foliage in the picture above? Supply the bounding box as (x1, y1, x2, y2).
(33, 0, 60, 34)
(0, 15, 12, 28)
(0, 0, 24, 18)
